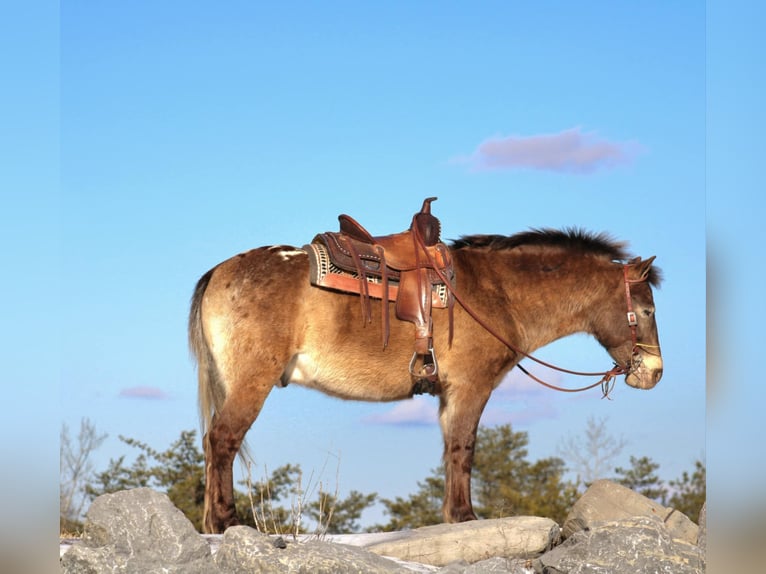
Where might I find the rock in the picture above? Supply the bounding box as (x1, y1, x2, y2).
(60, 487, 216, 573)
(214, 525, 409, 573)
(562, 479, 699, 544)
(60, 487, 705, 573)
(697, 500, 707, 560)
(534, 515, 704, 574)
(438, 556, 536, 573)
(364, 516, 559, 567)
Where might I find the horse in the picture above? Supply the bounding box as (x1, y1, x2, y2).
(189, 226, 663, 534)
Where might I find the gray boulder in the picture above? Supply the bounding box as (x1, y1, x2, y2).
(60, 487, 216, 573)
(364, 516, 559, 567)
(534, 515, 704, 574)
(437, 556, 535, 573)
(696, 500, 706, 560)
(562, 479, 698, 544)
(214, 525, 409, 573)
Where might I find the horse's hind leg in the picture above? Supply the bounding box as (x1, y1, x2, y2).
(438, 382, 492, 522)
(204, 381, 272, 533)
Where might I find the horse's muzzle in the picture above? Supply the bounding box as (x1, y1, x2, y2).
(625, 350, 663, 390)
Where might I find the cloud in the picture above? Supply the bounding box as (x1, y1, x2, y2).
(119, 386, 170, 400)
(460, 127, 640, 173)
(362, 397, 438, 426)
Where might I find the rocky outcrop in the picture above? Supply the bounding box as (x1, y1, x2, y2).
(60, 488, 214, 573)
(362, 516, 559, 566)
(562, 479, 699, 544)
(214, 525, 411, 573)
(536, 516, 704, 574)
(61, 483, 705, 573)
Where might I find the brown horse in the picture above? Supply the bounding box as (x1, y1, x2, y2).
(189, 227, 662, 533)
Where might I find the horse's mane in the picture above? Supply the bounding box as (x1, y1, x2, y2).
(450, 227, 627, 257)
(449, 227, 662, 286)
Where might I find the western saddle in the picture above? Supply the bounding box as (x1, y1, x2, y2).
(306, 197, 455, 390)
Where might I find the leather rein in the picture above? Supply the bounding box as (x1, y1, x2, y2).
(412, 225, 648, 398)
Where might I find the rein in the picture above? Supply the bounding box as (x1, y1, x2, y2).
(412, 225, 645, 397)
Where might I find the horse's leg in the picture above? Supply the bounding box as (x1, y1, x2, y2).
(438, 383, 492, 522)
(204, 381, 272, 533)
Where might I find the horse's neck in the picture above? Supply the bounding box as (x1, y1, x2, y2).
(463, 250, 611, 352)
(519, 266, 610, 350)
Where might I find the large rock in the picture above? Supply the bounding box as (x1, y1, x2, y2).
(534, 515, 704, 574)
(696, 500, 706, 560)
(562, 479, 698, 544)
(60, 487, 705, 573)
(214, 525, 409, 573)
(364, 516, 560, 567)
(60, 487, 215, 573)
(437, 556, 536, 573)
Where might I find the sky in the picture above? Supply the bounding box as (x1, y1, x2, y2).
(3, 1, 764, 543)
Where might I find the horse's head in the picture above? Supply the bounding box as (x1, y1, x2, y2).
(597, 256, 663, 390)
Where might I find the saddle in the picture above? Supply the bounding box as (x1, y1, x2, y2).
(306, 197, 455, 387)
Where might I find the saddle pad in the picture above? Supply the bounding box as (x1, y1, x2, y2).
(304, 242, 451, 308)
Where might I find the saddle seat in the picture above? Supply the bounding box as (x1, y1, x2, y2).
(307, 197, 455, 388)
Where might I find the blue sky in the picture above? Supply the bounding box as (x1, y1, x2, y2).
(11, 1, 765, 537)
(55, 2, 707, 525)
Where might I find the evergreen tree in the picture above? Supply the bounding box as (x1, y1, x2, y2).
(86, 431, 205, 529)
(307, 490, 378, 534)
(377, 424, 580, 529)
(473, 425, 578, 524)
(614, 455, 668, 504)
(377, 471, 444, 531)
(668, 459, 706, 521)
(472, 424, 529, 518)
(521, 457, 580, 523)
(86, 431, 377, 533)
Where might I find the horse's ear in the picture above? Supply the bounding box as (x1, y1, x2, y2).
(637, 255, 656, 279)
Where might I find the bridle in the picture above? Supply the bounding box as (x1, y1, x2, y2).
(413, 226, 654, 397)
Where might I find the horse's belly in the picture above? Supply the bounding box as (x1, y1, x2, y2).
(280, 351, 416, 402)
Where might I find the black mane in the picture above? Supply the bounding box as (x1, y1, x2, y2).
(449, 227, 630, 261)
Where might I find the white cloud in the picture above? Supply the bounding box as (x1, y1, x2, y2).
(118, 386, 170, 400)
(459, 127, 640, 173)
(362, 397, 438, 426)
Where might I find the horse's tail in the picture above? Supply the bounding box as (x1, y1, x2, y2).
(189, 267, 226, 440)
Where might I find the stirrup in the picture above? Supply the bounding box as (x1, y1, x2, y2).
(409, 348, 438, 380)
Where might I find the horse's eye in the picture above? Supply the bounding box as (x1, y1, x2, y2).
(642, 308, 654, 317)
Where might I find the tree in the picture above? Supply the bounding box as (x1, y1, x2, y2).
(377, 471, 444, 531)
(237, 463, 305, 534)
(521, 457, 580, 523)
(472, 424, 530, 518)
(376, 424, 580, 529)
(60, 418, 107, 532)
(87, 431, 377, 534)
(558, 415, 627, 488)
(307, 490, 378, 534)
(86, 430, 206, 530)
(473, 425, 578, 524)
(614, 455, 668, 504)
(237, 461, 379, 534)
(668, 459, 706, 521)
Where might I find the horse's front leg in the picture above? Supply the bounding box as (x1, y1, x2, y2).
(438, 382, 492, 523)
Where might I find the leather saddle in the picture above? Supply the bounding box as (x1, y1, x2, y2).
(306, 197, 455, 387)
